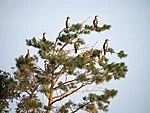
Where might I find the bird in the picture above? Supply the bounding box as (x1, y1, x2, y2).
(99, 50, 103, 62)
(103, 39, 109, 55)
(74, 38, 80, 53)
(93, 15, 98, 28)
(44, 60, 48, 71)
(65, 16, 70, 29)
(42, 32, 46, 41)
(25, 48, 30, 58)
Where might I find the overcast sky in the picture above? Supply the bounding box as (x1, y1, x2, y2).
(0, 0, 150, 113)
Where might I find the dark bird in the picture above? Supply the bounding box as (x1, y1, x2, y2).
(93, 15, 98, 28)
(74, 38, 80, 53)
(25, 48, 30, 58)
(44, 60, 48, 71)
(99, 50, 103, 62)
(65, 16, 70, 29)
(42, 32, 46, 41)
(103, 39, 109, 55)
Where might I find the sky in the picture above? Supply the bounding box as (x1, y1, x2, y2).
(0, 0, 150, 113)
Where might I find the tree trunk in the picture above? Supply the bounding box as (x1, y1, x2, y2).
(46, 79, 55, 113)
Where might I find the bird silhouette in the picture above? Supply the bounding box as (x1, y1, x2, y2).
(25, 48, 30, 58)
(103, 39, 109, 55)
(44, 60, 48, 71)
(74, 38, 80, 53)
(93, 15, 98, 28)
(65, 16, 70, 29)
(42, 32, 46, 41)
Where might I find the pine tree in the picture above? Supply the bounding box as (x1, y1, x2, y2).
(0, 70, 18, 112)
(13, 17, 128, 113)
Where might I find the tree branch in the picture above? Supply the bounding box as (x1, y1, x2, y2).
(54, 28, 65, 48)
(55, 66, 65, 83)
(50, 83, 86, 105)
(59, 17, 90, 52)
(75, 89, 104, 93)
(64, 45, 91, 54)
(60, 37, 76, 51)
(71, 102, 90, 113)
(53, 78, 78, 91)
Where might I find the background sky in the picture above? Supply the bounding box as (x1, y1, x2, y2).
(0, 0, 150, 113)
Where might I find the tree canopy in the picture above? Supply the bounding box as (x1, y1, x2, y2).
(1, 16, 128, 113)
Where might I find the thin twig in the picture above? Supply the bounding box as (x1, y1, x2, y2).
(92, 40, 99, 48)
(54, 28, 65, 48)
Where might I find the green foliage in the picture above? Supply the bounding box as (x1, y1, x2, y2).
(58, 81, 68, 91)
(108, 47, 115, 54)
(1, 18, 128, 113)
(16, 95, 43, 113)
(91, 49, 100, 58)
(0, 70, 18, 112)
(58, 34, 75, 43)
(84, 24, 111, 32)
(117, 50, 128, 59)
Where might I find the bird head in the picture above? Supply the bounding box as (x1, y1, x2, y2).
(43, 32, 46, 36)
(95, 15, 98, 19)
(44, 60, 49, 63)
(67, 16, 70, 20)
(105, 39, 110, 42)
(100, 50, 102, 53)
(77, 38, 80, 41)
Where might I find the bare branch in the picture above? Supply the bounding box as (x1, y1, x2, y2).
(64, 45, 91, 54)
(91, 40, 99, 48)
(51, 83, 86, 105)
(54, 28, 65, 48)
(82, 16, 90, 25)
(75, 89, 104, 93)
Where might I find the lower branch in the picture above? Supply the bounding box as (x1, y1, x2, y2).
(50, 83, 86, 105)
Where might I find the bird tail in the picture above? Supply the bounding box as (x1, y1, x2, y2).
(104, 50, 106, 55)
(75, 47, 77, 53)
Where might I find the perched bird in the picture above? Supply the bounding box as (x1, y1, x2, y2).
(99, 50, 103, 62)
(42, 32, 46, 41)
(93, 15, 98, 28)
(74, 38, 80, 53)
(25, 49, 30, 58)
(65, 16, 70, 29)
(103, 39, 109, 55)
(44, 60, 49, 71)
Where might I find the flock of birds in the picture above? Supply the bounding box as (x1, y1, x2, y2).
(25, 15, 110, 70)
(65, 15, 109, 55)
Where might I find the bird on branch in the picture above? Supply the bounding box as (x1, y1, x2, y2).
(44, 60, 49, 71)
(93, 15, 99, 28)
(103, 39, 109, 55)
(42, 32, 46, 41)
(65, 16, 70, 29)
(25, 48, 30, 58)
(74, 38, 80, 53)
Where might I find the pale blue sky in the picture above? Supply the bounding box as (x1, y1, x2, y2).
(0, 0, 150, 113)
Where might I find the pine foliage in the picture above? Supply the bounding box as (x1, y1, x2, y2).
(1, 16, 128, 113)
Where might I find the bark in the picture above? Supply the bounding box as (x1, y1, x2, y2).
(46, 78, 55, 113)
